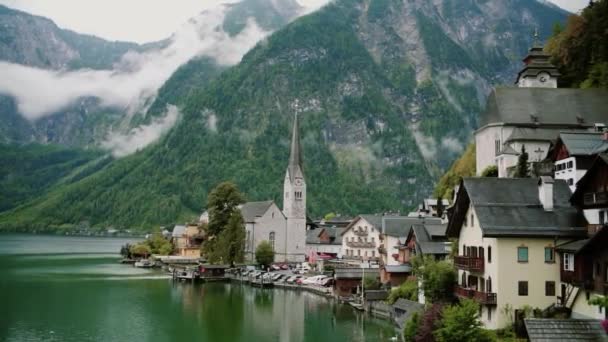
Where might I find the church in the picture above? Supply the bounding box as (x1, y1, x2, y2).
(240, 114, 307, 263)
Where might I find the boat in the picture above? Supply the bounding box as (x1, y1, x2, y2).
(134, 259, 155, 268)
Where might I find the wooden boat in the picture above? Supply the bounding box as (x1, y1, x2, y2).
(134, 259, 155, 268)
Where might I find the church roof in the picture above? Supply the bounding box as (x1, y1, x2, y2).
(479, 87, 608, 129)
(287, 114, 304, 182)
(239, 201, 275, 223)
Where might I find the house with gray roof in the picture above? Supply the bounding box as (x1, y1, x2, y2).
(524, 318, 607, 341)
(305, 226, 344, 258)
(341, 215, 383, 264)
(446, 177, 587, 330)
(476, 42, 608, 177)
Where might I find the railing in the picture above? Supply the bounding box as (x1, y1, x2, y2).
(343, 255, 380, 261)
(455, 286, 497, 305)
(583, 191, 608, 206)
(454, 256, 484, 272)
(353, 229, 369, 236)
(346, 241, 375, 248)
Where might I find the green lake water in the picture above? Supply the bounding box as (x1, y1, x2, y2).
(0, 234, 396, 342)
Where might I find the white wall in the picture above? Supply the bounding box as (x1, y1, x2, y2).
(383, 235, 403, 266)
(342, 217, 380, 260)
(244, 203, 288, 262)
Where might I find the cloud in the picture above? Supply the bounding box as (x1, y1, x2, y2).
(101, 105, 180, 157)
(441, 137, 464, 154)
(0, 5, 270, 121)
(412, 130, 437, 160)
(297, 0, 331, 14)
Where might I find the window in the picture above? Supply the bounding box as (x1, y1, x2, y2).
(479, 247, 484, 260)
(372, 251, 375, 257)
(495, 139, 501, 156)
(517, 246, 529, 263)
(563, 253, 574, 271)
(487, 307, 492, 321)
(295, 191, 302, 200)
(371, 237, 375, 243)
(461, 273, 467, 287)
(568, 178, 574, 186)
(358, 250, 361, 256)
(463, 244, 467, 256)
(269, 232, 275, 251)
(546, 281, 555, 296)
(600, 211, 606, 225)
(488, 246, 492, 263)
(518, 281, 528, 296)
(544, 247, 554, 263)
(568, 161, 573, 169)
(470, 213, 474, 226)
(486, 277, 492, 293)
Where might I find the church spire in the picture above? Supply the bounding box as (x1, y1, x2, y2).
(288, 113, 303, 182)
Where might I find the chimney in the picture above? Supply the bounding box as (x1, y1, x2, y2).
(538, 176, 555, 212)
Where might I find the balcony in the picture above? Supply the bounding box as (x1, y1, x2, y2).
(455, 286, 497, 305)
(583, 191, 608, 207)
(454, 255, 484, 272)
(353, 229, 369, 236)
(378, 246, 386, 255)
(346, 241, 375, 248)
(343, 255, 380, 261)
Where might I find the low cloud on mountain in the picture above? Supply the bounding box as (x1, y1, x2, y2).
(0, 5, 268, 121)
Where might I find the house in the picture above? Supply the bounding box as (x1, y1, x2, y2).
(379, 216, 443, 287)
(333, 267, 380, 297)
(550, 132, 608, 193)
(408, 199, 450, 218)
(399, 222, 450, 264)
(557, 228, 608, 320)
(341, 215, 382, 263)
(305, 226, 344, 259)
(241, 201, 288, 262)
(524, 318, 606, 341)
(392, 299, 424, 329)
(172, 224, 203, 258)
(446, 177, 587, 329)
(569, 153, 608, 226)
(475, 42, 608, 177)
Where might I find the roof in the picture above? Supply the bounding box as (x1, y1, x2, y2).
(384, 265, 412, 273)
(287, 113, 304, 182)
(172, 225, 186, 237)
(382, 217, 442, 237)
(306, 229, 320, 244)
(571, 154, 608, 205)
(556, 239, 589, 253)
(559, 132, 608, 156)
(393, 298, 424, 312)
(524, 318, 607, 342)
(559, 227, 608, 255)
(447, 178, 587, 238)
(423, 198, 450, 206)
(342, 215, 383, 235)
(334, 268, 380, 279)
(418, 241, 450, 255)
(364, 290, 388, 301)
(306, 227, 345, 245)
(239, 201, 275, 223)
(479, 87, 608, 129)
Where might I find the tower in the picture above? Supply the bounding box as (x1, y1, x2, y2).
(283, 113, 306, 262)
(515, 29, 560, 88)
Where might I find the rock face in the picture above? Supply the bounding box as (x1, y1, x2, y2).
(0, 0, 568, 230)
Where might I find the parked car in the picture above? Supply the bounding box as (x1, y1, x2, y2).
(302, 275, 325, 285)
(271, 264, 281, 271)
(280, 264, 289, 270)
(295, 276, 306, 285)
(319, 277, 333, 287)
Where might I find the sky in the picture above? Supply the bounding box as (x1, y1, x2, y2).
(0, 0, 588, 43)
(0, 0, 328, 43)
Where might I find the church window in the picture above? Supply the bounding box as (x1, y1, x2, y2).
(269, 232, 275, 251)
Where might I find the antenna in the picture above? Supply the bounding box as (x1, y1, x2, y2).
(533, 27, 540, 47)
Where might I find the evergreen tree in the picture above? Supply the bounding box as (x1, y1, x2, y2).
(204, 182, 245, 263)
(219, 211, 246, 265)
(515, 145, 530, 178)
(436, 196, 445, 217)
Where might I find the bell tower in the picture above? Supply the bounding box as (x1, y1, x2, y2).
(283, 113, 306, 262)
(515, 28, 560, 88)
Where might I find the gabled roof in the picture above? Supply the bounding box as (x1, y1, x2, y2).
(306, 229, 320, 244)
(524, 318, 606, 341)
(239, 201, 276, 223)
(342, 215, 383, 235)
(479, 87, 608, 129)
(418, 241, 450, 255)
(334, 268, 380, 279)
(558, 132, 608, 157)
(447, 178, 587, 238)
(172, 225, 186, 237)
(382, 217, 442, 237)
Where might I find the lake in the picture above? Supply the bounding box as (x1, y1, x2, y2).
(0, 234, 396, 342)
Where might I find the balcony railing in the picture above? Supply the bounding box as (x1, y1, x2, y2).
(583, 191, 608, 207)
(343, 255, 380, 261)
(455, 286, 497, 305)
(454, 255, 484, 272)
(346, 241, 375, 248)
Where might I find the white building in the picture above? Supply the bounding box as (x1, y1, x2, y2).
(242, 201, 287, 262)
(305, 227, 344, 258)
(475, 43, 608, 177)
(341, 215, 382, 262)
(446, 177, 587, 329)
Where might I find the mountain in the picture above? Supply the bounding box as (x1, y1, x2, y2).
(0, 0, 302, 148)
(0, 0, 569, 232)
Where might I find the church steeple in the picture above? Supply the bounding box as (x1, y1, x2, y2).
(515, 29, 560, 88)
(287, 113, 304, 182)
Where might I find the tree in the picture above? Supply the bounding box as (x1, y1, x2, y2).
(219, 211, 246, 265)
(436, 196, 445, 217)
(147, 230, 173, 255)
(130, 243, 152, 258)
(204, 182, 245, 262)
(435, 299, 495, 342)
(480, 165, 498, 177)
(387, 279, 418, 304)
(403, 311, 420, 342)
(323, 212, 337, 221)
(415, 303, 444, 342)
(363, 275, 381, 290)
(515, 145, 530, 178)
(255, 241, 275, 268)
(412, 256, 456, 303)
